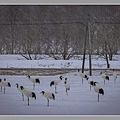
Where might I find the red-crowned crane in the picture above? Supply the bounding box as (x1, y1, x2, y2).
(100, 71, 109, 85)
(92, 82, 104, 102)
(64, 78, 70, 95)
(112, 69, 117, 83)
(0, 78, 11, 94)
(40, 91, 55, 106)
(27, 75, 40, 90)
(86, 77, 98, 90)
(20, 86, 36, 106)
(50, 76, 63, 93)
(78, 69, 88, 84)
(16, 83, 25, 101)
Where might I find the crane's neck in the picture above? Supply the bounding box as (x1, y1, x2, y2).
(16, 84, 19, 88)
(60, 76, 62, 80)
(28, 75, 30, 78)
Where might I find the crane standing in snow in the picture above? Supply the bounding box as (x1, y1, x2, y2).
(40, 91, 55, 106)
(100, 71, 109, 85)
(78, 69, 88, 84)
(16, 83, 25, 101)
(50, 76, 63, 93)
(20, 86, 36, 106)
(92, 82, 104, 102)
(64, 78, 70, 95)
(86, 77, 97, 90)
(27, 75, 40, 90)
(112, 69, 117, 83)
(0, 78, 11, 94)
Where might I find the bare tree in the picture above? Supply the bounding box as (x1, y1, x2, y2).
(0, 5, 120, 60)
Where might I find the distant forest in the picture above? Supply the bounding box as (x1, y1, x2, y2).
(0, 5, 120, 60)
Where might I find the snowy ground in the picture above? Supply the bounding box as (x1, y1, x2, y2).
(0, 71, 120, 115)
(0, 54, 120, 69)
(0, 54, 120, 115)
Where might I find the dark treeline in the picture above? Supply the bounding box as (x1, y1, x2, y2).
(0, 5, 120, 60)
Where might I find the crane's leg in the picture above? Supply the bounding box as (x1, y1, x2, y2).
(47, 98, 49, 106)
(66, 88, 68, 95)
(98, 93, 99, 102)
(33, 83, 35, 90)
(28, 97, 29, 106)
(22, 93, 24, 101)
(114, 78, 115, 83)
(90, 85, 91, 90)
(1, 86, 2, 92)
(114, 76, 117, 83)
(82, 78, 83, 84)
(104, 80, 105, 85)
(4, 87, 5, 94)
(55, 86, 57, 93)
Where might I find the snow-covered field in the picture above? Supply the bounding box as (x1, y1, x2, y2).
(0, 55, 120, 116)
(0, 71, 120, 115)
(0, 55, 120, 69)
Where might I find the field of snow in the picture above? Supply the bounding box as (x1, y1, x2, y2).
(0, 71, 120, 115)
(0, 54, 120, 116)
(0, 55, 120, 69)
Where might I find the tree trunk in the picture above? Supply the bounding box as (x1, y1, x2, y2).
(81, 26, 88, 73)
(109, 53, 113, 61)
(105, 41, 110, 68)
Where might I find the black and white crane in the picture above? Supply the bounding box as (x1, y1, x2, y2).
(16, 83, 25, 101)
(50, 76, 63, 93)
(0, 78, 11, 94)
(0, 78, 7, 92)
(64, 78, 70, 95)
(20, 86, 36, 106)
(27, 75, 40, 90)
(40, 91, 55, 106)
(112, 69, 117, 83)
(86, 77, 97, 90)
(92, 82, 104, 102)
(78, 69, 88, 84)
(100, 71, 109, 85)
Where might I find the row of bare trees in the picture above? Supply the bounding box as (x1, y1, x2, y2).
(0, 5, 120, 60)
